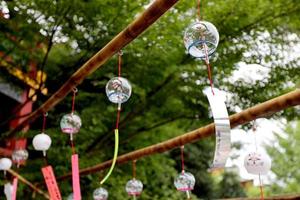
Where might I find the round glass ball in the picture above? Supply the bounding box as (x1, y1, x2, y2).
(60, 113, 82, 134)
(93, 187, 108, 200)
(244, 152, 271, 175)
(106, 77, 132, 104)
(32, 133, 52, 151)
(125, 179, 143, 196)
(12, 149, 29, 163)
(184, 21, 219, 59)
(174, 171, 195, 191)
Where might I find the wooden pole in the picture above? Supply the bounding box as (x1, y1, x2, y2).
(7, 0, 179, 136)
(56, 89, 300, 181)
(224, 193, 300, 200)
(8, 169, 50, 199)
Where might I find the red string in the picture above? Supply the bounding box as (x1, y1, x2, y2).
(180, 146, 185, 173)
(132, 160, 136, 179)
(118, 51, 122, 77)
(203, 43, 215, 95)
(258, 174, 264, 200)
(206, 62, 215, 95)
(197, 0, 201, 21)
(71, 90, 76, 113)
(70, 139, 76, 155)
(42, 113, 47, 132)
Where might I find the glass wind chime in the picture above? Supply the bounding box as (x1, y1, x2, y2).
(125, 160, 143, 200)
(61, 88, 82, 200)
(244, 122, 271, 200)
(93, 50, 132, 200)
(12, 139, 29, 168)
(32, 113, 62, 200)
(174, 146, 195, 199)
(184, 0, 231, 170)
(32, 112, 52, 156)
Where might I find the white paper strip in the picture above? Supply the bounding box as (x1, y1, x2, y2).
(203, 88, 231, 169)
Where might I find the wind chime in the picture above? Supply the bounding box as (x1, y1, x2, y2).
(0, 157, 12, 175)
(32, 113, 62, 200)
(32, 112, 52, 156)
(184, 0, 231, 170)
(244, 122, 271, 200)
(12, 139, 29, 168)
(93, 50, 132, 200)
(60, 87, 82, 200)
(125, 160, 143, 200)
(174, 146, 196, 199)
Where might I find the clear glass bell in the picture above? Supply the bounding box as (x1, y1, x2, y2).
(106, 77, 132, 104)
(93, 187, 108, 200)
(60, 113, 82, 135)
(174, 171, 195, 191)
(12, 149, 29, 166)
(184, 21, 219, 59)
(125, 179, 143, 196)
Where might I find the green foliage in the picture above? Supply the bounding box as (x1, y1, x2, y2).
(267, 121, 300, 194)
(0, 0, 299, 199)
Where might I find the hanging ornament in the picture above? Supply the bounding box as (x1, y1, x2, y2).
(12, 149, 28, 168)
(184, 21, 219, 59)
(106, 77, 132, 104)
(60, 113, 82, 141)
(126, 179, 143, 197)
(174, 146, 195, 199)
(60, 88, 82, 141)
(33, 133, 52, 157)
(0, 157, 12, 175)
(174, 172, 196, 192)
(99, 50, 131, 187)
(125, 160, 143, 199)
(244, 151, 271, 175)
(33, 113, 52, 156)
(244, 121, 272, 200)
(93, 187, 108, 200)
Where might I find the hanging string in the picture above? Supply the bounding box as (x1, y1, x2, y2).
(258, 174, 264, 200)
(70, 140, 76, 155)
(252, 120, 264, 200)
(180, 146, 185, 173)
(70, 87, 78, 154)
(204, 44, 215, 95)
(41, 112, 48, 133)
(118, 50, 123, 77)
(197, 0, 201, 21)
(71, 87, 78, 114)
(100, 50, 123, 185)
(132, 160, 137, 179)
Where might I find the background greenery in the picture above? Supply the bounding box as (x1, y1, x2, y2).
(0, 0, 299, 199)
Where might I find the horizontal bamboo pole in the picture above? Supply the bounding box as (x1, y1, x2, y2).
(8, 0, 179, 136)
(225, 193, 300, 200)
(56, 89, 300, 181)
(8, 169, 49, 199)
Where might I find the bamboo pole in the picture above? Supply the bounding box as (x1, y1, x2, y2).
(7, 0, 179, 136)
(224, 193, 300, 200)
(56, 89, 300, 181)
(8, 169, 50, 199)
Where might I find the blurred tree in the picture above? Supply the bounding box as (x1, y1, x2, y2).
(267, 121, 300, 194)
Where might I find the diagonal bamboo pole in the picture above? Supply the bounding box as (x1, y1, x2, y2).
(8, 169, 50, 199)
(7, 0, 179, 136)
(56, 89, 300, 181)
